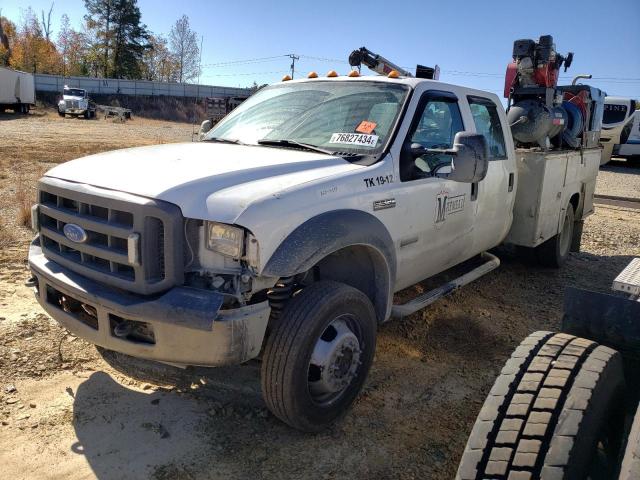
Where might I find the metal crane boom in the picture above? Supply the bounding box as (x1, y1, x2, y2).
(348, 47, 413, 77)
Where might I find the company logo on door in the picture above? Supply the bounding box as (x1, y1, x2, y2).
(434, 190, 465, 224)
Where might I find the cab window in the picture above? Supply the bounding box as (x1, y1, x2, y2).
(467, 96, 507, 160)
(401, 98, 464, 181)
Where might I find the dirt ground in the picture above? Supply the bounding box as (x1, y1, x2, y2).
(1, 109, 639, 480)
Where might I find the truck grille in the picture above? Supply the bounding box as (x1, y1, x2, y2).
(36, 177, 183, 295)
(65, 100, 80, 109)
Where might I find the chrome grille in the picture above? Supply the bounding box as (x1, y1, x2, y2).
(65, 99, 80, 109)
(37, 177, 183, 295)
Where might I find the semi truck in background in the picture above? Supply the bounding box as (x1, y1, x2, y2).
(58, 86, 97, 119)
(0, 66, 35, 114)
(600, 96, 639, 164)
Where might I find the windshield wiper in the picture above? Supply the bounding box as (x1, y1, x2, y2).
(203, 137, 245, 145)
(257, 139, 336, 156)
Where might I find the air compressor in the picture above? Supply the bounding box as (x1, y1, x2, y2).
(504, 35, 605, 150)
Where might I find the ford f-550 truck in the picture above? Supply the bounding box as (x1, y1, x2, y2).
(28, 47, 604, 431)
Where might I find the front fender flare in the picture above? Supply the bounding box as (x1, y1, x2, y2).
(262, 209, 396, 321)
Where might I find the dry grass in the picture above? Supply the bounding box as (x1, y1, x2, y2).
(0, 226, 15, 248)
(15, 173, 36, 228)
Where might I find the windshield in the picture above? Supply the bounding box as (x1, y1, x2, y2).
(603, 103, 628, 125)
(205, 81, 410, 157)
(64, 88, 85, 97)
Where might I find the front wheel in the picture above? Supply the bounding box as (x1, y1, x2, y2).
(261, 281, 377, 432)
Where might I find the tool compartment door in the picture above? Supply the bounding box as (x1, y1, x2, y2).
(505, 151, 568, 247)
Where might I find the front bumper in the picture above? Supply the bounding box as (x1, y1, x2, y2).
(28, 241, 270, 367)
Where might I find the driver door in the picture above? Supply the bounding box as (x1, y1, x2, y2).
(394, 90, 477, 289)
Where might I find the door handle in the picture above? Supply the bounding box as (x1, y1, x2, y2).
(508, 173, 514, 192)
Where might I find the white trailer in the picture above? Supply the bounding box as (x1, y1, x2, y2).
(0, 66, 35, 114)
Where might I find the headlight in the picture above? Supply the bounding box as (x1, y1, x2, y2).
(205, 222, 244, 258)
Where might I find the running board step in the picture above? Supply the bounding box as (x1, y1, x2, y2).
(391, 252, 501, 320)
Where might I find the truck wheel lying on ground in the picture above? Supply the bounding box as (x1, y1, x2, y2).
(261, 281, 377, 432)
(457, 331, 626, 480)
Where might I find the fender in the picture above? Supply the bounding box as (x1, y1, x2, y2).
(262, 209, 397, 321)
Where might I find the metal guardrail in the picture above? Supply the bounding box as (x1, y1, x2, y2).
(35, 74, 251, 99)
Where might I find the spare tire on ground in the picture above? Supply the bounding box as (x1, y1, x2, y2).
(456, 331, 626, 480)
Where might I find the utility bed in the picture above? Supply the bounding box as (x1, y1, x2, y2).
(505, 147, 601, 248)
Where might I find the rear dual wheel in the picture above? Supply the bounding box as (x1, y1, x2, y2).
(535, 206, 575, 268)
(261, 281, 377, 432)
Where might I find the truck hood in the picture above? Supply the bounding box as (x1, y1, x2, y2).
(45, 142, 364, 222)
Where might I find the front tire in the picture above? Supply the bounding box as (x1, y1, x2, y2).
(261, 281, 377, 432)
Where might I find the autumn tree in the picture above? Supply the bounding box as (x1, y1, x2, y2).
(0, 13, 16, 66)
(141, 34, 178, 81)
(57, 14, 89, 76)
(9, 7, 62, 74)
(169, 15, 199, 83)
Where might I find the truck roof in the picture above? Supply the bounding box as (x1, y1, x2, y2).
(281, 75, 504, 105)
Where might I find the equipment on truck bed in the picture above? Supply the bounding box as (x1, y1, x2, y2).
(504, 35, 605, 150)
(348, 46, 440, 80)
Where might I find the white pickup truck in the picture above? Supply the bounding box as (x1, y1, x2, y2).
(28, 73, 601, 431)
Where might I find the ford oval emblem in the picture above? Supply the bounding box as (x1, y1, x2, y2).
(63, 223, 88, 243)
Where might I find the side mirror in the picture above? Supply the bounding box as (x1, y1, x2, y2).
(406, 132, 488, 183)
(447, 132, 489, 183)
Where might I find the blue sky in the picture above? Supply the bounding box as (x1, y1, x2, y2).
(2, 0, 639, 97)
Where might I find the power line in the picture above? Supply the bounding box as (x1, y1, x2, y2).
(201, 55, 287, 68)
(201, 70, 286, 78)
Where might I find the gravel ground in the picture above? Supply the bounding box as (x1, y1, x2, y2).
(0, 110, 639, 480)
(595, 159, 640, 199)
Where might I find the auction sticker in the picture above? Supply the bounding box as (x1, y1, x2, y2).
(329, 133, 379, 148)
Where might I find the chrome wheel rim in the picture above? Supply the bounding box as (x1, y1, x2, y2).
(308, 315, 362, 406)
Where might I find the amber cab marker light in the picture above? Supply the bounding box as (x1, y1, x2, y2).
(326, 70, 339, 77)
(307, 71, 318, 78)
(348, 70, 360, 77)
(387, 70, 400, 78)
(282, 74, 292, 81)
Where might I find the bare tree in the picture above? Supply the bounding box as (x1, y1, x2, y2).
(40, 3, 54, 41)
(169, 15, 199, 83)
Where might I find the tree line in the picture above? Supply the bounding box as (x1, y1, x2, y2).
(0, 1, 201, 83)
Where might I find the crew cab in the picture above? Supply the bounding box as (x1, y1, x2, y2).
(28, 74, 600, 431)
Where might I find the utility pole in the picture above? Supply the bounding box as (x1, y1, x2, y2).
(288, 53, 299, 79)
